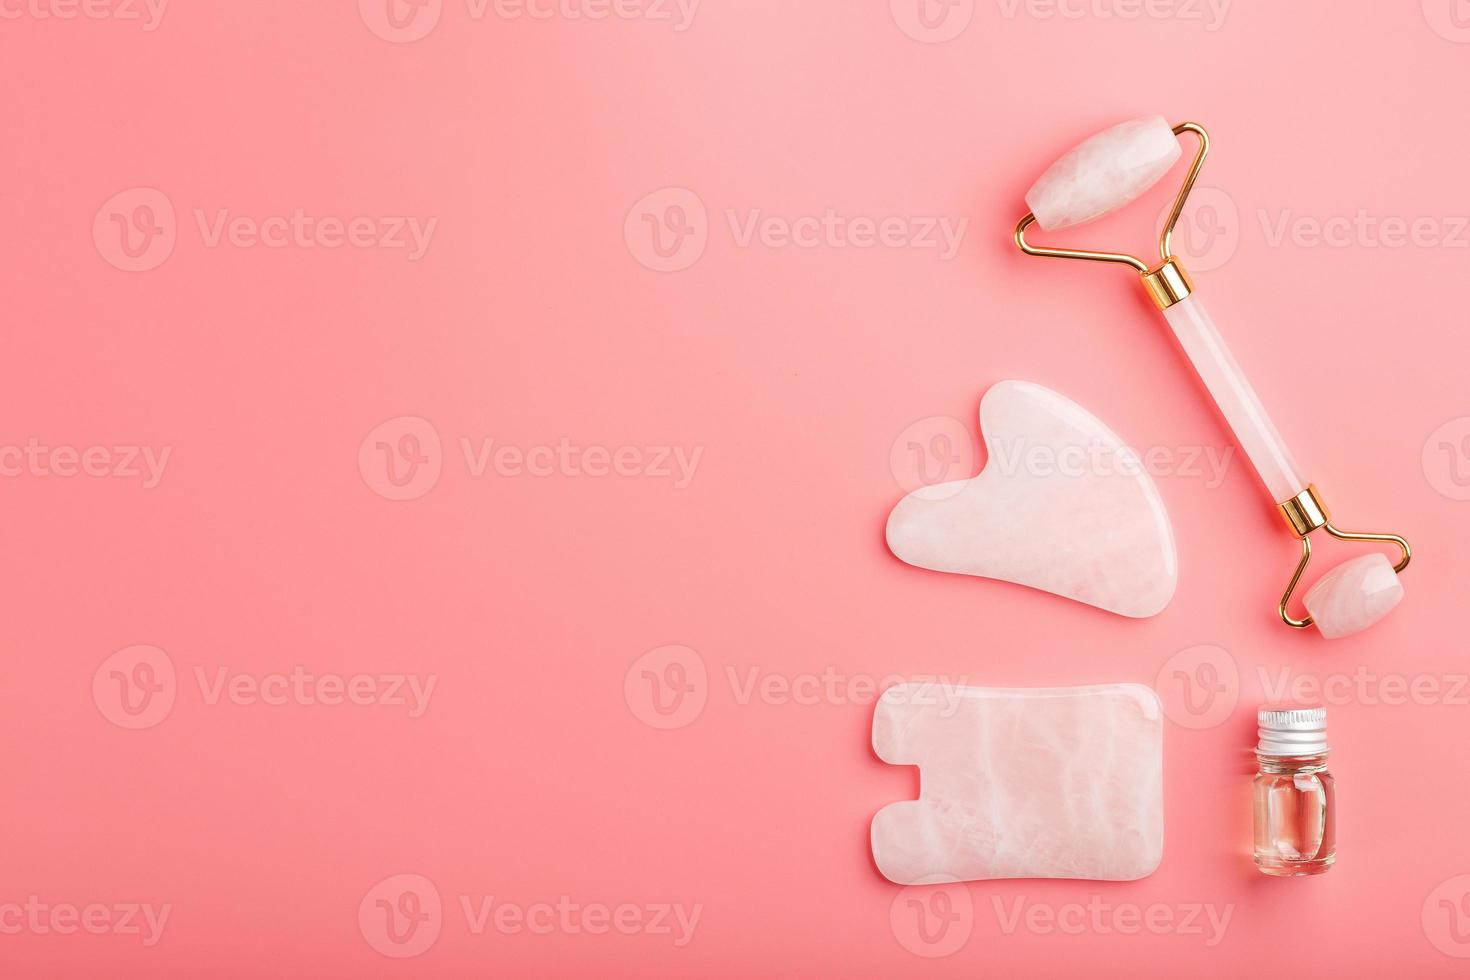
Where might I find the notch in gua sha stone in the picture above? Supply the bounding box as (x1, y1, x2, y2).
(885, 381, 1177, 618)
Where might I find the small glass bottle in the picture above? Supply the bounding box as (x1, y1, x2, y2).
(1253, 706, 1335, 876)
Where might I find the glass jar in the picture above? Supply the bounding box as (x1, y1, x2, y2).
(1253, 706, 1335, 876)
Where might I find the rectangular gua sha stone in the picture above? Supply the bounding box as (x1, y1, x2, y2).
(871, 683, 1163, 885)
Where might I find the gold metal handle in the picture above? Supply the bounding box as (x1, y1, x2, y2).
(1277, 486, 1413, 629)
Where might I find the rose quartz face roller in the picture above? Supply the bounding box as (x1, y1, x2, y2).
(1013, 117, 1411, 637)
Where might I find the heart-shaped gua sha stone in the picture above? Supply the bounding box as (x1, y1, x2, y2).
(885, 381, 1177, 618)
(871, 683, 1164, 884)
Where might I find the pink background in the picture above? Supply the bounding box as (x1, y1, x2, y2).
(5, 0, 1470, 975)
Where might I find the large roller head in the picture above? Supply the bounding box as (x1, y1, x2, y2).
(1024, 116, 1182, 231)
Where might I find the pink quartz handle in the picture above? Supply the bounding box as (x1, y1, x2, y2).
(1160, 295, 1307, 503)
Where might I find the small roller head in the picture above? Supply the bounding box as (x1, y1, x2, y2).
(1025, 116, 1182, 231)
(1302, 553, 1404, 639)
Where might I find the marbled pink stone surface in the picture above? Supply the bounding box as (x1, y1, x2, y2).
(885, 381, 1177, 618)
(1303, 552, 1405, 639)
(871, 683, 1164, 884)
(1161, 296, 1308, 503)
(1025, 115, 1182, 231)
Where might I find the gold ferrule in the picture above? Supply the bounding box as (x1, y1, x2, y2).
(1141, 258, 1194, 310)
(1279, 485, 1331, 538)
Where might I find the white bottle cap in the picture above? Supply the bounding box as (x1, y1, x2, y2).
(1257, 706, 1328, 756)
